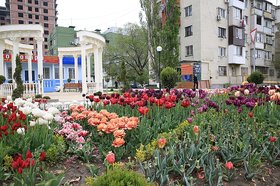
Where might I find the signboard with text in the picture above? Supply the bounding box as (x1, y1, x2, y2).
(3, 54, 59, 64)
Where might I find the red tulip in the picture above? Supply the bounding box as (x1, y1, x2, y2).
(105, 151, 115, 164)
(26, 150, 33, 159)
(138, 106, 149, 115)
(164, 102, 175, 109)
(225, 162, 234, 170)
(193, 125, 199, 134)
(269, 136, 277, 143)
(181, 99, 191, 107)
(248, 112, 254, 118)
(39, 151, 46, 161)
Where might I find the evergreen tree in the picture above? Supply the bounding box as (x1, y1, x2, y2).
(12, 55, 24, 99)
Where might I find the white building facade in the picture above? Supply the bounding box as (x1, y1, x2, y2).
(180, 0, 278, 88)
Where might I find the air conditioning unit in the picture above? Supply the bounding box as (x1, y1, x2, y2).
(225, 0, 229, 4)
(217, 15, 221, 21)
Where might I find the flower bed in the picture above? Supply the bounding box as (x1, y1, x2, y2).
(0, 84, 279, 185)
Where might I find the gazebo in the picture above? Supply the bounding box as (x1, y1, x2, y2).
(58, 30, 106, 94)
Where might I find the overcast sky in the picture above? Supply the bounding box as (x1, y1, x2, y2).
(0, 0, 278, 32)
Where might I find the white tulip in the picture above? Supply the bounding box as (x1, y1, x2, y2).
(30, 121, 36, 127)
(47, 107, 60, 115)
(7, 96, 12, 101)
(37, 118, 48, 125)
(43, 112, 54, 121)
(32, 108, 44, 117)
(17, 128, 25, 135)
(19, 106, 32, 115)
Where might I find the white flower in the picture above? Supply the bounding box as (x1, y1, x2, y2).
(47, 107, 60, 115)
(14, 98, 25, 107)
(26, 98, 33, 103)
(19, 106, 32, 115)
(37, 118, 48, 125)
(43, 112, 54, 121)
(32, 108, 44, 117)
(30, 121, 36, 127)
(7, 96, 12, 101)
(17, 128, 25, 135)
(54, 114, 62, 122)
(244, 89, 250, 95)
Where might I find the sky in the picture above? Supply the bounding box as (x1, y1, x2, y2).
(0, 0, 279, 32)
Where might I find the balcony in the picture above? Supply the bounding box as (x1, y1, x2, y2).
(229, 0, 245, 10)
(263, 11, 273, 20)
(264, 44, 273, 51)
(228, 45, 246, 65)
(263, 27, 272, 35)
(254, 42, 264, 49)
(251, 8, 263, 16)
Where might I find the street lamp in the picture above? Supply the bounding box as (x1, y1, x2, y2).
(156, 46, 162, 91)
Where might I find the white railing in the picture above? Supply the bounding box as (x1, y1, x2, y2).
(0, 83, 38, 98)
(87, 83, 95, 93)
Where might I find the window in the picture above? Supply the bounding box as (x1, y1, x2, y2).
(29, 38, 33, 41)
(35, 22, 39, 24)
(18, 0, 23, 2)
(18, 5, 23, 10)
(244, 16, 248, 25)
(18, 20, 24, 24)
(265, 51, 272, 60)
(43, 2, 48, 6)
(266, 36, 273, 44)
(255, 50, 262, 58)
(256, 33, 263, 43)
(28, 6, 32, 11)
(35, 8, 39, 12)
(18, 13, 23, 17)
(44, 23, 48, 28)
(218, 8, 226, 18)
(185, 26, 192, 37)
(264, 2, 271, 12)
(28, 0, 32, 3)
(35, 15, 39, 19)
(265, 20, 272, 28)
(245, 0, 248, 8)
(44, 30, 49, 35)
(236, 46, 243, 56)
(44, 37, 48, 42)
(44, 45, 48, 49)
(28, 14, 32, 19)
(186, 45, 193, 56)
(235, 7, 242, 20)
(256, 2, 262, 9)
(269, 69, 274, 76)
(35, 0, 39, 5)
(235, 28, 243, 39)
(68, 68, 75, 79)
(43, 68, 50, 79)
(43, 9, 48, 13)
(218, 66, 227, 76)
(185, 5, 192, 17)
(28, 21, 33, 24)
(7, 67, 12, 79)
(256, 15, 262, 25)
(218, 47, 226, 57)
(44, 16, 48, 21)
(241, 67, 248, 76)
(218, 27, 226, 38)
(55, 68, 59, 79)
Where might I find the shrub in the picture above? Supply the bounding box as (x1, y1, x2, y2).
(160, 67, 179, 90)
(35, 94, 42, 98)
(92, 167, 155, 186)
(0, 75, 5, 85)
(12, 55, 24, 99)
(46, 135, 66, 164)
(247, 71, 265, 84)
(43, 96, 51, 99)
(67, 78, 71, 83)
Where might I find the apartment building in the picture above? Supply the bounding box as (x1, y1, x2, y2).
(4, 0, 58, 55)
(180, 0, 278, 88)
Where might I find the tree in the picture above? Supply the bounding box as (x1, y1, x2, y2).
(160, 67, 179, 90)
(247, 71, 265, 84)
(120, 61, 129, 90)
(104, 23, 149, 86)
(12, 55, 24, 99)
(140, 0, 180, 79)
(273, 28, 280, 77)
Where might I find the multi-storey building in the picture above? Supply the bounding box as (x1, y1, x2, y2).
(0, 6, 8, 25)
(4, 0, 58, 55)
(180, 0, 278, 88)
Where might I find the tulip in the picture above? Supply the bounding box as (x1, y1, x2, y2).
(26, 150, 33, 159)
(234, 91, 241, 97)
(138, 106, 149, 115)
(16, 128, 25, 135)
(269, 136, 277, 143)
(39, 151, 46, 161)
(244, 89, 250, 95)
(187, 118, 193, 123)
(157, 138, 167, 149)
(248, 112, 254, 118)
(112, 138, 125, 147)
(225, 162, 234, 170)
(193, 125, 199, 135)
(105, 151, 115, 164)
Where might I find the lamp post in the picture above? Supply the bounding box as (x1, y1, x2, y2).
(156, 46, 162, 91)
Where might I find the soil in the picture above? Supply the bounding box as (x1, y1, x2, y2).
(56, 159, 280, 186)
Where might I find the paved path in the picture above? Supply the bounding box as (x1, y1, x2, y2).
(44, 92, 84, 102)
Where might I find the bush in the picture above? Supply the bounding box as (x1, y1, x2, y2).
(92, 167, 155, 186)
(43, 96, 51, 99)
(160, 67, 179, 90)
(35, 94, 42, 98)
(67, 78, 71, 83)
(247, 71, 265, 84)
(0, 75, 5, 85)
(12, 55, 24, 99)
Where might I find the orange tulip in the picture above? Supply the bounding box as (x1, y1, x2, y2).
(158, 138, 167, 149)
(112, 138, 125, 147)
